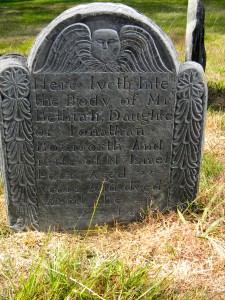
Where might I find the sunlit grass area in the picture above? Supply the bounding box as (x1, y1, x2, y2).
(0, 0, 225, 299)
(0, 0, 225, 108)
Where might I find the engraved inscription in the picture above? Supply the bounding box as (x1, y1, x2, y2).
(31, 72, 176, 227)
(0, 3, 208, 230)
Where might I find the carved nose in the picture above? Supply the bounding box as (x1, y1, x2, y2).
(103, 41, 108, 49)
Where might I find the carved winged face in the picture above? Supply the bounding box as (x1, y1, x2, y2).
(91, 29, 121, 63)
(40, 23, 170, 73)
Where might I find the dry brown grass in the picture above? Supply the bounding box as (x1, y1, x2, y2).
(204, 110, 225, 159)
(0, 108, 225, 299)
(0, 109, 225, 298)
(1, 200, 225, 298)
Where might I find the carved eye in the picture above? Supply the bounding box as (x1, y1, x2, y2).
(108, 39, 116, 43)
(97, 39, 104, 44)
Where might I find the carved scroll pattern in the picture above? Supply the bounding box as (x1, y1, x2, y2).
(169, 69, 205, 207)
(0, 67, 38, 230)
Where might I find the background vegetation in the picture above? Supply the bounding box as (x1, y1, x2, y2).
(0, 0, 224, 299)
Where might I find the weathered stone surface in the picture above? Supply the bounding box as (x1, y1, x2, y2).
(0, 3, 207, 231)
(185, 0, 206, 70)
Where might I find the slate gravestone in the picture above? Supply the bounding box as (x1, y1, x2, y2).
(0, 3, 207, 231)
(185, 0, 206, 70)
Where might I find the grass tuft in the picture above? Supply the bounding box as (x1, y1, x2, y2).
(1, 245, 172, 299)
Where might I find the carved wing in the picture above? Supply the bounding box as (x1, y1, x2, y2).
(118, 25, 171, 73)
(39, 23, 93, 73)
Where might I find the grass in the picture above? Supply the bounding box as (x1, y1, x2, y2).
(0, 114, 224, 299)
(0, 0, 224, 108)
(0, 0, 225, 299)
(2, 248, 171, 299)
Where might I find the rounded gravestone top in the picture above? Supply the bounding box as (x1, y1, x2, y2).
(28, 2, 179, 74)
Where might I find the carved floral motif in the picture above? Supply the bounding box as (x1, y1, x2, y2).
(169, 69, 205, 206)
(0, 66, 38, 230)
(0, 68, 30, 98)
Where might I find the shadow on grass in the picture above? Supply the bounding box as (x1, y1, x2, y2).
(208, 83, 225, 111)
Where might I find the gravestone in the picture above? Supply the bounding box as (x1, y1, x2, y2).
(0, 3, 207, 231)
(185, 0, 206, 70)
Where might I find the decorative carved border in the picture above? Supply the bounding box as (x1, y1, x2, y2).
(169, 64, 207, 208)
(0, 63, 38, 230)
